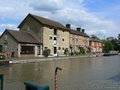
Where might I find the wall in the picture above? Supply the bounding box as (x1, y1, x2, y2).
(43, 26, 69, 55)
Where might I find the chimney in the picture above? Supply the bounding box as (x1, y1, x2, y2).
(66, 24, 71, 29)
(82, 29, 85, 33)
(76, 28, 81, 32)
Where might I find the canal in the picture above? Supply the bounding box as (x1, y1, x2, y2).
(1, 55, 120, 90)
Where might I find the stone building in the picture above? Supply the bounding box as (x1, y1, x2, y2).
(0, 13, 90, 57)
(0, 29, 40, 57)
(66, 24, 89, 53)
(0, 14, 70, 57)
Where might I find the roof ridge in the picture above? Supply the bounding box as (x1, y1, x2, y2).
(30, 14, 64, 25)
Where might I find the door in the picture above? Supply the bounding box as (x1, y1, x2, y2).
(0, 45, 2, 53)
(54, 47, 57, 56)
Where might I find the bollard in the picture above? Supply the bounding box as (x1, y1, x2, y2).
(0, 74, 3, 90)
(24, 81, 49, 90)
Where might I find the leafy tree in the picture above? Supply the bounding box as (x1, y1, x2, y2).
(103, 41, 114, 53)
(118, 33, 120, 40)
(79, 47, 85, 54)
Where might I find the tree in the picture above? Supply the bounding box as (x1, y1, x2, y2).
(103, 41, 114, 53)
(118, 33, 120, 40)
(79, 47, 85, 54)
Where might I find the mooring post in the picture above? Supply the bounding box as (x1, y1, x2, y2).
(55, 67, 62, 90)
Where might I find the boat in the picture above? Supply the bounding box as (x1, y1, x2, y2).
(0, 54, 9, 66)
(103, 51, 119, 56)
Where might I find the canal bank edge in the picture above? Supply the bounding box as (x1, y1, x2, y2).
(12, 54, 101, 64)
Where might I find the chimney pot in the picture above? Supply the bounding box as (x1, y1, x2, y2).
(82, 29, 85, 33)
(66, 24, 71, 29)
(76, 28, 81, 32)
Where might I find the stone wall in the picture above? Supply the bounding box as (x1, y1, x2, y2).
(43, 26, 69, 55)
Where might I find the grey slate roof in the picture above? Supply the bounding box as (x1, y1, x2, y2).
(70, 29, 89, 38)
(18, 13, 68, 31)
(7, 29, 40, 44)
(18, 13, 89, 38)
(90, 38, 102, 42)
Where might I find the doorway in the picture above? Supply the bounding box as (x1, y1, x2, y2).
(54, 47, 57, 56)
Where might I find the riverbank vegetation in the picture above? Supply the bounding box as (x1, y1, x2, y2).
(103, 33, 120, 53)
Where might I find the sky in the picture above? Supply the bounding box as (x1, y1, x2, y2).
(0, 0, 120, 39)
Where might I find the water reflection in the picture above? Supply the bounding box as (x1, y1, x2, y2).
(0, 55, 120, 90)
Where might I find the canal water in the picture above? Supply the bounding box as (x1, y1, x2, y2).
(1, 55, 120, 90)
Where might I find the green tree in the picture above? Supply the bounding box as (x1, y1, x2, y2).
(118, 33, 120, 40)
(79, 47, 85, 54)
(103, 41, 114, 53)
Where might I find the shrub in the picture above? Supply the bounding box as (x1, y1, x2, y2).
(64, 48, 69, 56)
(43, 48, 51, 57)
(74, 51, 79, 56)
(79, 47, 85, 54)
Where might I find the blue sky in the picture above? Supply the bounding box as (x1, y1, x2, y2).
(0, 0, 120, 39)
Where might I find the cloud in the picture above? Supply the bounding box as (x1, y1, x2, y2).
(53, 7, 118, 37)
(0, 0, 119, 38)
(0, 24, 17, 30)
(29, 0, 64, 13)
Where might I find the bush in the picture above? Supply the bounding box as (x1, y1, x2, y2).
(64, 48, 69, 56)
(43, 48, 51, 57)
(79, 47, 85, 54)
(74, 51, 79, 56)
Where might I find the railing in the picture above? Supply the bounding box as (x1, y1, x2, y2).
(0, 74, 3, 90)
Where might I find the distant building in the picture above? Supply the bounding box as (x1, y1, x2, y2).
(67, 24, 89, 53)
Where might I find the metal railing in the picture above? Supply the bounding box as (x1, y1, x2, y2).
(0, 74, 3, 90)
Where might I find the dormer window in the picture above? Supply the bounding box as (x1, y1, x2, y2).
(27, 26, 31, 31)
(5, 32, 8, 40)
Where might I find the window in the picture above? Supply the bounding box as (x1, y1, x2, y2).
(58, 47, 61, 50)
(27, 27, 31, 31)
(54, 37, 57, 40)
(49, 36, 52, 40)
(54, 28, 57, 35)
(5, 32, 8, 40)
(21, 46, 34, 54)
(0, 45, 2, 53)
(62, 38, 64, 41)
(45, 47, 48, 49)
